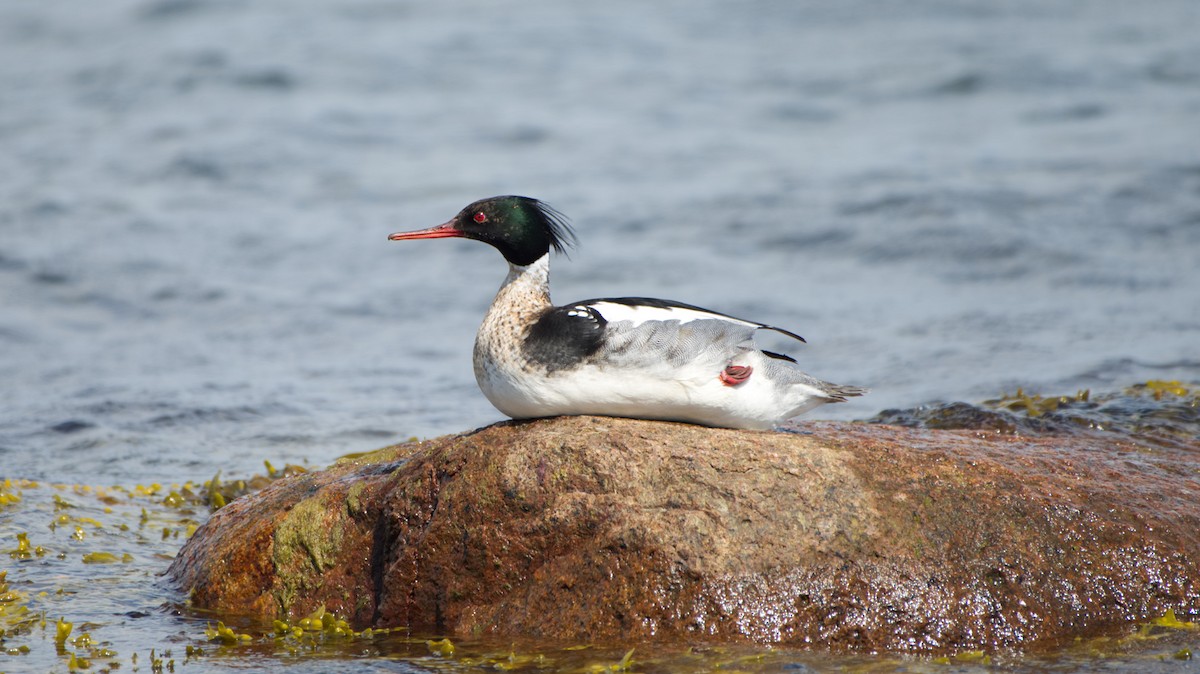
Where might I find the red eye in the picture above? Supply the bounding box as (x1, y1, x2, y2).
(473, 212, 487, 224)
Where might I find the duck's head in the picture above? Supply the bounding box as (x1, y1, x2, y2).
(389, 196, 576, 267)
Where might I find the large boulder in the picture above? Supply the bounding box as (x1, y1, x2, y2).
(167, 415, 1200, 652)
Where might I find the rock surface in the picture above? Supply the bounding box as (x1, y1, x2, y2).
(167, 416, 1200, 652)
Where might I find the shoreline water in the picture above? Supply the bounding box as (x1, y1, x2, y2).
(3, 382, 1198, 672)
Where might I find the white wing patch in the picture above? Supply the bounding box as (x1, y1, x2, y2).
(587, 301, 761, 330)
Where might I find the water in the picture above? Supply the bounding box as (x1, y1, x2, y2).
(2, 0, 1199, 671)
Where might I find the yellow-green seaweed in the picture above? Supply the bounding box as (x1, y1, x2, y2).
(204, 621, 253, 645)
(55, 617, 73, 646)
(427, 637, 456, 657)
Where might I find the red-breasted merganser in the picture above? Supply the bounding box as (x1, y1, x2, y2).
(389, 195, 865, 430)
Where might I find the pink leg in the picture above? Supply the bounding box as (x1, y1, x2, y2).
(719, 364, 752, 386)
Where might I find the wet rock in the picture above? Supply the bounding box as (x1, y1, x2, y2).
(167, 416, 1200, 652)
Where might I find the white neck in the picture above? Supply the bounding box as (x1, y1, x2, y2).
(473, 254, 553, 384)
(493, 253, 552, 312)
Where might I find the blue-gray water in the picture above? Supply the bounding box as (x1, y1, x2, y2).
(2, 1, 1199, 672)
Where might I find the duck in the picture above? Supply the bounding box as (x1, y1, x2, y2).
(388, 195, 865, 430)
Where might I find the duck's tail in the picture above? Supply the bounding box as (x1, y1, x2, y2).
(818, 382, 869, 403)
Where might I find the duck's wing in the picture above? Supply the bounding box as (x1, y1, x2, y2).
(583, 297, 806, 344)
(522, 296, 804, 374)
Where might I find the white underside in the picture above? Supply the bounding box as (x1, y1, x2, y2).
(478, 350, 830, 431)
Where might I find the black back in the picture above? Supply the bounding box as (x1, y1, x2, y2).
(522, 304, 607, 371)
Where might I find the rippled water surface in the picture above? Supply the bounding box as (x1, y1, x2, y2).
(2, 0, 1199, 671)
